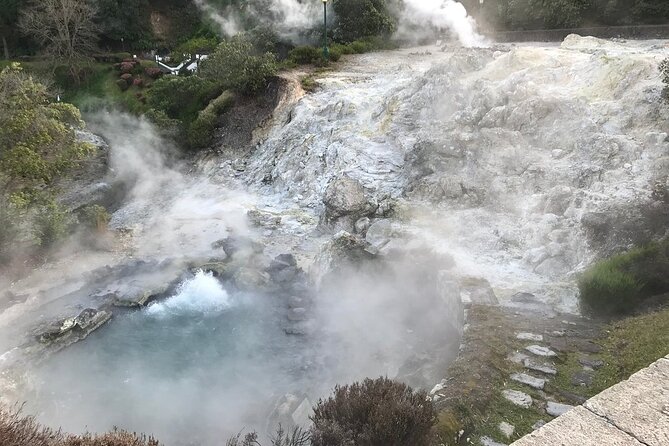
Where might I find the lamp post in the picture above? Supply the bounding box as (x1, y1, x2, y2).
(322, 0, 329, 61)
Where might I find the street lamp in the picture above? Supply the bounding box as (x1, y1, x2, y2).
(322, 0, 329, 61)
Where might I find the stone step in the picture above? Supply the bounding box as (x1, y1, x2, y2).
(523, 358, 557, 375)
(511, 373, 547, 390)
(517, 332, 544, 342)
(525, 345, 558, 357)
(503, 389, 533, 408)
(546, 401, 575, 417)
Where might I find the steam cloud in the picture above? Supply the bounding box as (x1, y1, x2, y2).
(193, 0, 241, 36)
(398, 0, 488, 47)
(194, 0, 320, 42)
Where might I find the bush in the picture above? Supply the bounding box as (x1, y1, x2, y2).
(146, 75, 220, 122)
(288, 46, 325, 65)
(170, 36, 219, 63)
(144, 67, 163, 79)
(32, 201, 74, 249)
(119, 62, 135, 73)
(120, 73, 133, 81)
(0, 404, 160, 446)
(310, 377, 435, 446)
(579, 239, 669, 316)
(186, 90, 234, 149)
(200, 36, 278, 95)
(333, 0, 397, 43)
(225, 426, 309, 446)
(116, 78, 130, 91)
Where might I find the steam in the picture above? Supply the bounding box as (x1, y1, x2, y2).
(399, 0, 487, 47)
(194, 0, 320, 41)
(86, 112, 253, 260)
(193, 0, 241, 36)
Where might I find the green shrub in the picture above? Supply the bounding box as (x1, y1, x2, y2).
(170, 36, 219, 63)
(116, 78, 130, 91)
(310, 377, 435, 446)
(146, 75, 220, 122)
(186, 90, 234, 149)
(579, 240, 669, 316)
(200, 36, 278, 95)
(288, 45, 324, 65)
(0, 199, 21, 265)
(333, 0, 397, 43)
(32, 201, 74, 249)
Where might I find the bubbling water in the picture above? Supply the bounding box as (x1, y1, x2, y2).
(146, 270, 231, 317)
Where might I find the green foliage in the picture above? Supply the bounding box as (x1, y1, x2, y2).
(186, 90, 234, 149)
(595, 307, 669, 390)
(0, 63, 93, 195)
(333, 0, 397, 43)
(95, 0, 151, 46)
(578, 240, 669, 316)
(170, 36, 220, 63)
(32, 200, 73, 249)
(310, 377, 435, 446)
(288, 46, 326, 65)
(200, 36, 278, 95)
(147, 75, 220, 122)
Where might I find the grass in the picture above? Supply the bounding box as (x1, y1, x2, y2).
(2, 59, 157, 114)
(552, 305, 669, 402)
(595, 305, 669, 389)
(578, 239, 669, 316)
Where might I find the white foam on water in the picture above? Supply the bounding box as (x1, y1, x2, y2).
(146, 270, 231, 316)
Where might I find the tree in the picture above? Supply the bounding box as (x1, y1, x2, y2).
(333, 0, 397, 43)
(19, 0, 99, 77)
(0, 0, 20, 59)
(0, 63, 93, 256)
(95, 0, 151, 48)
(200, 36, 278, 94)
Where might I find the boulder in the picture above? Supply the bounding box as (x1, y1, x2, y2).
(323, 176, 377, 230)
(37, 309, 111, 348)
(311, 231, 377, 284)
(233, 268, 270, 290)
(365, 219, 394, 250)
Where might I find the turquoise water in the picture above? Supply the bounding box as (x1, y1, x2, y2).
(30, 271, 310, 445)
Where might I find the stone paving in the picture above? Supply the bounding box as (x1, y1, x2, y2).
(512, 354, 669, 446)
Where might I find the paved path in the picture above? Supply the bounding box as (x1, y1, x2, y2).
(512, 354, 669, 446)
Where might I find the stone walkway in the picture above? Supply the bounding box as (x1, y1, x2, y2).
(512, 354, 669, 446)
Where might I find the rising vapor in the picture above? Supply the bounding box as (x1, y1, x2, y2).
(399, 0, 488, 47)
